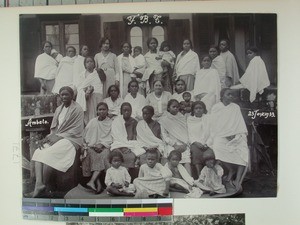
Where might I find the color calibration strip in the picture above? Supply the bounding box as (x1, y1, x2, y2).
(22, 198, 173, 222)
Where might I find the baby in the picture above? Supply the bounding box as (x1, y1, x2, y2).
(180, 91, 193, 115)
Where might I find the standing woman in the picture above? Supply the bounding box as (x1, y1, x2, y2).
(52, 46, 77, 94)
(143, 37, 164, 91)
(73, 45, 89, 90)
(31, 86, 84, 197)
(34, 41, 58, 95)
(219, 39, 240, 87)
(94, 37, 119, 97)
(145, 80, 172, 120)
(210, 88, 249, 190)
(209, 45, 227, 88)
(173, 39, 200, 91)
(117, 42, 137, 98)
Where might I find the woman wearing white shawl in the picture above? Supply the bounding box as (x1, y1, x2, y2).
(209, 45, 227, 88)
(111, 103, 145, 168)
(210, 88, 248, 190)
(73, 45, 89, 90)
(34, 41, 58, 95)
(117, 42, 138, 98)
(174, 39, 200, 91)
(193, 55, 221, 112)
(219, 39, 240, 87)
(231, 47, 270, 102)
(52, 46, 77, 94)
(81, 102, 112, 192)
(143, 38, 164, 92)
(159, 99, 192, 175)
(187, 101, 212, 178)
(76, 57, 103, 125)
(124, 80, 146, 121)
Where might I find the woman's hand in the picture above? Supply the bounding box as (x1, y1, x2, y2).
(115, 80, 120, 87)
(47, 134, 63, 146)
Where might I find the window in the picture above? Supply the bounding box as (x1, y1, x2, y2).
(130, 26, 143, 50)
(152, 26, 165, 50)
(42, 21, 79, 56)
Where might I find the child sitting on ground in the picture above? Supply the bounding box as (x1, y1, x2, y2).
(195, 149, 226, 195)
(180, 91, 193, 115)
(133, 148, 171, 198)
(165, 150, 197, 194)
(105, 150, 135, 196)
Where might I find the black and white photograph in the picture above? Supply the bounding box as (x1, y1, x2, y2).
(20, 12, 277, 200)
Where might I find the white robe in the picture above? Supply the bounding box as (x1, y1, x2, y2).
(220, 50, 240, 86)
(174, 50, 200, 78)
(34, 53, 57, 80)
(123, 93, 146, 120)
(211, 55, 226, 88)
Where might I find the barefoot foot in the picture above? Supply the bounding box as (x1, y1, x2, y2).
(33, 184, 46, 198)
(86, 182, 97, 191)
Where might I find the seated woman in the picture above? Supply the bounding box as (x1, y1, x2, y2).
(81, 102, 112, 193)
(210, 88, 249, 191)
(159, 99, 192, 175)
(136, 105, 165, 165)
(110, 102, 145, 170)
(124, 80, 146, 121)
(76, 56, 104, 125)
(145, 79, 172, 120)
(31, 86, 84, 197)
(187, 101, 212, 178)
(103, 85, 123, 118)
(231, 47, 270, 102)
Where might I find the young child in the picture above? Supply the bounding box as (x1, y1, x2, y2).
(105, 150, 135, 196)
(133, 148, 171, 198)
(180, 91, 193, 115)
(195, 149, 226, 195)
(172, 79, 186, 102)
(133, 46, 146, 96)
(165, 150, 196, 194)
(157, 41, 176, 73)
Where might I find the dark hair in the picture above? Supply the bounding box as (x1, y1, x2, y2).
(220, 88, 231, 101)
(121, 42, 132, 54)
(99, 37, 112, 50)
(167, 99, 179, 112)
(209, 45, 219, 52)
(42, 41, 53, 51)
(134, 46, 143, 53)
(183, 38, 193, 49)
(127, 80, 139, 93)
(142, 105, 155, 117)
(159, 40, 171, 51)
(109, 150, 124, 163)
(201, 54, 212, 62)
(182, 91, 191, 97)
(120, 102, 132, 115)
(203, 149, 215, 162)
(96, 102, 109, 111)
(107, 85, 120, 97)
(153, 79, 165, 88)
(84, 56, 96, 69)
(174, 79, 186, 93)
(191, 101, 207, 116)
(247, 46, 260, 56)
(146, 148, 159, 159)
(59, 86, 74, 98)
(219, 39, 230, 47)
(168, 150, 182, 161)
(66, 46, 76, 55)
(80, 45, 89, 55)
(147, 37, 158, 48)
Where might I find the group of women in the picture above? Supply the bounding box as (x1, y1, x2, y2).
(31, 36, 271, 197)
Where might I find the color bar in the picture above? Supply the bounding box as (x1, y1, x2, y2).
(89, 212, 124, 217)
(54, 207, 88, 213)
(124, 212, 158, 217)
(23, 206, 54, 212)
(88, 208, 123, 213)
(158, 207, 172, 215)
(124, 207, 157, 213)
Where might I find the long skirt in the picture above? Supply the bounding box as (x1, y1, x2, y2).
(32, 139, 75, 172)
(84, 93, 103, 125)
(103, 68, 116, 97)
(190, 143, 205, 165)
